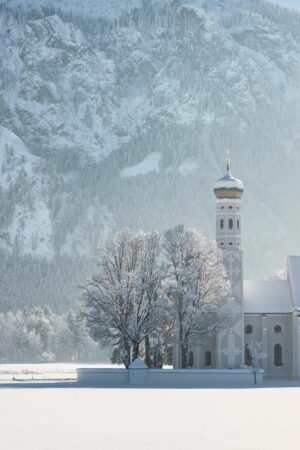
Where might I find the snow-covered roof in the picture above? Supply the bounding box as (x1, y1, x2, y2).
(286, 256, 300, 310)
(244, 280, 292, 313)
(214, 169, 244, 191)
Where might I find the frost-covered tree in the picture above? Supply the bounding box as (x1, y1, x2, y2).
(163, 225, 230, 369)
(82, 229, 167, 367)
(245, 341, 266, 384)
(67, 309, 88, 361)
(0, 306, 104, 362)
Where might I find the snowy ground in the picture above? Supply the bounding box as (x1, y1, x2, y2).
(0, 383, 299, 450)
(0, 364, 299, 449)
(0, 362, 121, 382)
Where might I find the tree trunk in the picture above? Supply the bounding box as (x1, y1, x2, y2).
(253, 367, 257, 385)
(123, 341, 131, 368)
(181, 344, 188, 369)
(145, 335, 151, 368)
(132, 342, 140, 362)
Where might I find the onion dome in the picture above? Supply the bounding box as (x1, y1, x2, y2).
(214, 156, 243, 199)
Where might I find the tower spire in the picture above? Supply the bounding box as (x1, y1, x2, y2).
(226, 149, 230, 172)
(214, 154, 244, 369)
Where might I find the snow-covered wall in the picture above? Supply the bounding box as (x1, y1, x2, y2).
(77, 367, 264, 386)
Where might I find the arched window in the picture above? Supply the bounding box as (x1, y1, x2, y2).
(245, 345, 252, 366)
(229, 218, 233, 229)
(205, 351, 212, 367)
(237, 219, 240, 230)
(188, 351, 194, 367)
(220, 219, 224, 229)
(245, 324, 253, 334)
(274, 325, 282, 334)
(229, 205, 233, 209)
(274, 344, 283, 367)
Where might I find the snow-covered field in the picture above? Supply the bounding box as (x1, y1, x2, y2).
(0, 384, 299, 450)
(0, 364, 299, 449)
(0, 363, 120, 382)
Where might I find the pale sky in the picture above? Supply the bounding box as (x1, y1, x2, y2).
(270, 0, 300, 11)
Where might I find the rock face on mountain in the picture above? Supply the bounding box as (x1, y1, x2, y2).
(0, 0, 300, 309)
(0, 126, 53, 256)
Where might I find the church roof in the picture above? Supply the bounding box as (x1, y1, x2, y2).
(286, 256, 300, 310)
(213, 157, 244, 199)
(214, 169, 244, 192)
(244, 280, 292, 313)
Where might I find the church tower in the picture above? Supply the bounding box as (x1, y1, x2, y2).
(214, 156, 244, 368)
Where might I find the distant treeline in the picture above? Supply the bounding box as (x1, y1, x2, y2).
(0, 306, 106, 363)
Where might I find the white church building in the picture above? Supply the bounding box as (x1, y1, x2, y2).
(174, 161, 300, 379)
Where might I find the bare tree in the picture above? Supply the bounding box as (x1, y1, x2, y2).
(81, 229, 167, 367)
(163, 225, 230, 368)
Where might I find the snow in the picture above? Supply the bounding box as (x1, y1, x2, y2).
(178, 159, 198, 175)
(0, 363, 122, 382)
(245, 256, 300, 313)
(0, 383, 299, 449)
(244, 280, 291, 313)
(0, 0, 300, 284)
(0, 126, 40, 186)
(214, 170, 244, 191)
(120, 152, 161, 178)
(286, 256, 300, 310)
(4, 0, 172, 19)
(129, 358, 148, 369)
(0, 126, 54, 257)
(270, 1, 300, 11)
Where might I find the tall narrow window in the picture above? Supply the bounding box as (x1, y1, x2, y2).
(205, 351, 212, 367)
(188, 351, 194, 367)
(274, 344, 283, 367)
(237, 219, 240, 230)
(229, 218, 233, 229)
(220, 219, 224, 229)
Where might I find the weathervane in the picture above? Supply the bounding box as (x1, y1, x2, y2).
(225, 149, 230, 171)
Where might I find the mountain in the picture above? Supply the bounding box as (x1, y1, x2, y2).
(0, 0, 300, 310)
(0, 125, 53, 256)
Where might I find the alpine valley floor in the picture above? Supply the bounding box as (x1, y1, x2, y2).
(0, 381, 299, 450)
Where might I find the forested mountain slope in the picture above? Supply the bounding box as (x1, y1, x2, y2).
(0, 0, 300, 310)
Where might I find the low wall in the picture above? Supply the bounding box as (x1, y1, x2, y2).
(77, 367, 264, 386)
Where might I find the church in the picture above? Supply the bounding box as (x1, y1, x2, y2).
(174, 160, 300, 379)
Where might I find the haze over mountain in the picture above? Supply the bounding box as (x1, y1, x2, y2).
(271, 0, 300, 11)
(0, 0, 300, 310)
